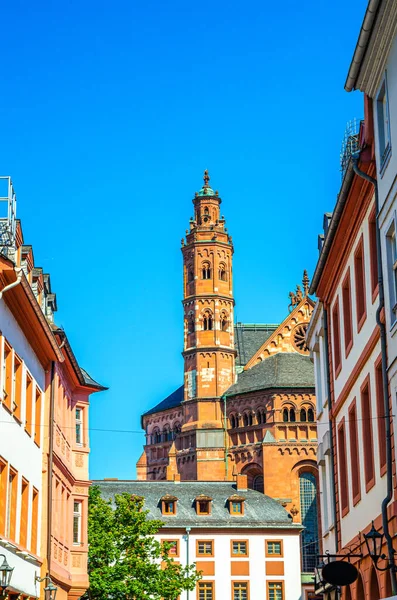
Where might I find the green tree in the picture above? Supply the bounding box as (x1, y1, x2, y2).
(84, 486, 201, 600)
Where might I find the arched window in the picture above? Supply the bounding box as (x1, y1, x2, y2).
(242, 413, 248, 427)
(248, 413, 253, 426)
(299, 472, 319, 572)
(230, 415, 236, 429)
(235, 415, 240, 427)
(300, 408, 307, 422)
(163, 426, 171, 442)
(153, 429, 161, 444)
(187, 314, 195, 334)
(289, 408, 296, 422)
(187, 266, 194, 283)
(220, 312, 228, 332)
(308, 408, 314, 422)
(257, 411, 262, 425)
(283, 408, 289, 422)
(203, 311, 213, 331)
(202, 262, 211, 279)
(262, 411, 266, 424)
(204, 206, 209, 215)
(253, 475, 264, 492)
(173, 423, 181, 435)
(219, 263, 227, 281)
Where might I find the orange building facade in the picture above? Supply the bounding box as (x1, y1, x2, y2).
(0, 177, 104, 600)
(137, 172, 319, 589)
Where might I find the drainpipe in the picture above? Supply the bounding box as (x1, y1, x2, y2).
(222, 394, 229, 480)
(0, 269, 23, 299)
(323, 308, 339, 554)
(47, 361, 56, 578)
(352, 156, 397, 594)
(185, 527, 191, 600)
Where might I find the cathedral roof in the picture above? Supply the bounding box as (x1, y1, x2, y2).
(94, 480, 300, 529)
(226, 352, 315, 397)
(143, 385, 184, 417)
(235, 323, 279, 366)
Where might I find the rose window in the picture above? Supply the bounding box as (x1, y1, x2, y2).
(292, 323, 309, 353)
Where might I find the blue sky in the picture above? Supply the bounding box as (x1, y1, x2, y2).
(2, 0, 366, 479)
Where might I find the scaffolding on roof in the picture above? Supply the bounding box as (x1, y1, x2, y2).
(340, 118, 361, 179)
(0, 177, 16, 260)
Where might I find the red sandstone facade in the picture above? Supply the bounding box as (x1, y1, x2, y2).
(137, 173, 319, 584)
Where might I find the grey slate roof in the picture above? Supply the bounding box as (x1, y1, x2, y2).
(80, 367, 107, 390)
(234, 323, 279, 366)
(93, 480, 299, 529)
(143, 385, 184, 417)
(226, 353, 315, 397)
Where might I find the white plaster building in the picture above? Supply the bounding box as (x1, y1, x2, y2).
(95, 477, 305, 600)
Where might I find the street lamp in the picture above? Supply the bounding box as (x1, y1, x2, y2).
(0, 554, 14, 595)
(364, 521, 386, 568)
(36, 575, 58, 600)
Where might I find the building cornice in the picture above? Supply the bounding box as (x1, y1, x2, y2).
(345, 0, 397, 95)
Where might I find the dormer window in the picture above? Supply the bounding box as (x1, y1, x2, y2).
(161, 495, 178, 515)
(228, 495, 245, 516)
(195, 495, 212, 515)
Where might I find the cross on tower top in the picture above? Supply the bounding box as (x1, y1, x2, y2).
(203, 169, 210, 187)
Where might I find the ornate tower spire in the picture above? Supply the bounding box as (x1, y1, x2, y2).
(180, 171, 236, 480)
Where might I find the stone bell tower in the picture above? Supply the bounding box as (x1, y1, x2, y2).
(180, 170, 236, 480)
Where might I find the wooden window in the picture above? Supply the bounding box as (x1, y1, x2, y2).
(6, 467, 17, 541)
(20, 479, 29, 548)
(73, 500, 82, 544)
(161, 498, 177, 515)
(197, 540, 214, 556)
(34, 387, 42, 447)
(3, 341, 12, 411)
(369, 209, 379, 298)
(31, 488, 38, 553)
(0, 458, 7, 536)
(197, 581, 213, 600)
(161, 539, 179, 557)
(232, 582, 249, 600)
(76, 407, 83, 445)
(266, 540, 283, 557)
(25, 374, 33, 436)
(342, 271, 353, 355)
(196, 498, 211, 515)
(348, 399, 361, 505)
(231, 540, 248, 556)
(361, 377, 375, 490)
(230, 500, 244, 515)
(332, 299, 342, 376)
(354, 238, 367, 330)
(375, 357, 387, 473)
(337, 419, 349, 516)
(13, 355, 22, 421)
(386, 219, 397, 322)
(267, 582, 283, 600)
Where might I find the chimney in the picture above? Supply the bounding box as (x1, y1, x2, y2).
(236, 474, 248, 491)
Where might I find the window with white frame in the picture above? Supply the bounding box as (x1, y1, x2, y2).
(321, 463, 329, 532)
(73, 501, 82, 544)
(376, 75, 391, 170)
(75, 408, 83, 445)
(386, 219, 397, 323)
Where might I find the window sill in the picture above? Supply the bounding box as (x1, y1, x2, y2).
(380, 143, 392, 178)
(390, 318, 397, 337)
(357, 311, 367, 334)
(345, 339, 353, 359)
(372, 284, 379, 304)
(365, 476, 376, 493)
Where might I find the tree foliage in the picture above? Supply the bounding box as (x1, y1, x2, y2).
(84, 486, 201, 600)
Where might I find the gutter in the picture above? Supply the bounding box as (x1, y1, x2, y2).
(345, 0, 381, 92)
(310, 161, 355, 295)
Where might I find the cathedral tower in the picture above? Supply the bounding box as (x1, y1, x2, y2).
(180, 170, 236, 479)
